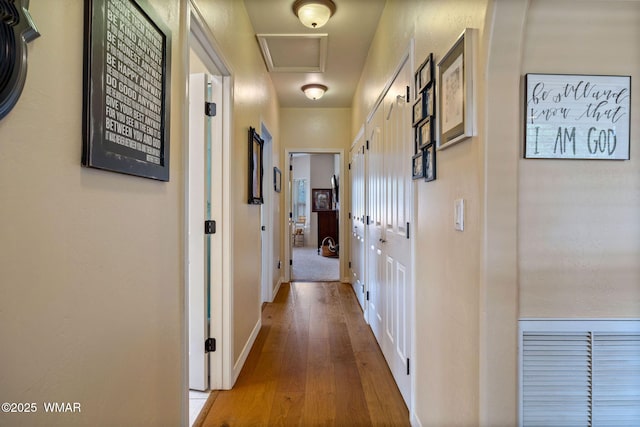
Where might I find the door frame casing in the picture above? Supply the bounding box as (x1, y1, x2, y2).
(284, 148, 346, 284)
(260, 123, 275, 302)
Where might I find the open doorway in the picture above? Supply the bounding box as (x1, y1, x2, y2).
(289, 152, 341, 282)
(186, 3, 234, 425)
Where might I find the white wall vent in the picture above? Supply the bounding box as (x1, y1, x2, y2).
(519, 320, 640, 427)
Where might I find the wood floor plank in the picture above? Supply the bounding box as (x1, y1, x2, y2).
(274, 313, 309, 394)
(338, 285, 381, 354)
(333, 359, 373, 426)
(267, 391, 305, 426)
(355, 350, 410, 426)
(199, 282, 410, 427)
(301, 342, 336, 426)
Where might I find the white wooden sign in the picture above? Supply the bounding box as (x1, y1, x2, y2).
(525, 74, 630, 160)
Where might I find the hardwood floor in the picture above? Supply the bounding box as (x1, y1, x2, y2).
(196, 282, 410, 427)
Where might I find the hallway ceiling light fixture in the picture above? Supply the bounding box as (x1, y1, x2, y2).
(292, 0, 336, 29)
(301, 83, 328, 100)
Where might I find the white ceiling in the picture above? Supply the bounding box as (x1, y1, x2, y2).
(244, 0, 386, 108)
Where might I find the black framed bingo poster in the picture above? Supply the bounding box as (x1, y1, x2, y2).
(82, 0, 171, 181)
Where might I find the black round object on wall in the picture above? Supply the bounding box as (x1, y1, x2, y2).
(0, 0, 39, 120)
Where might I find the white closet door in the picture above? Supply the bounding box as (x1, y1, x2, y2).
(364, 53, 413, 405)
(379, 57, 412, 405)
(366, 105, 385, 341)
(350, 134, 367, 310)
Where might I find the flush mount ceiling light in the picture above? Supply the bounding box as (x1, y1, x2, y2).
(292, 0, 336, 29)
(301, 83, 328, 100)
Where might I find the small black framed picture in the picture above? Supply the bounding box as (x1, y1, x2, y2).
(425, 85, 435, 117)
(418, 118, 433, 149)
(414, 126, 421, 153)
(412, 151, 424, 180)
(418, 53, 433, 93)
(424, 143, 436, 182)
(412, 94, 424, 126)
(248, 127, 264, 204)
(312, 188, 333, 211)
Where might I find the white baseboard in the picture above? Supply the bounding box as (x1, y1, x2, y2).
(342, 275, 351, 283)
(272, 276, 283, 299)
(232, 317, 261, 383)
(411, 411, 423, 427)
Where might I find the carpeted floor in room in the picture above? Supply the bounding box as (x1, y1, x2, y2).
(292, 246, 339, 282)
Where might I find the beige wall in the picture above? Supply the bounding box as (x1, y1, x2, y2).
(481, 1, 525, 424)
(189, 46, 208, 74)
(519, 0, 640, 317)
(281, 108, 351, 152)
(0, 0, 186, 425)
(191, 0, 280, 364)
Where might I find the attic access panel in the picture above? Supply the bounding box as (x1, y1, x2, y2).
(256, 33, 327, 72)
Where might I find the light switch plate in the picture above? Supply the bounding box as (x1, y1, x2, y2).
(455, 199, 464, 231)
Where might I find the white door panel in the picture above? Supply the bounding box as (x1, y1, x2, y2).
(350, 136, 367, 309)
(383, 58, 413, 404)
(366, 106, 384, 339)
(188, 73, 223, 391)
(188, 73, 207, 391)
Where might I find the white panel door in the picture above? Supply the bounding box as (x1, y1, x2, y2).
(350, 133, 367, 310)
(362, 54, 413, 405)
(366, 104, 385, 342)
(379, 57, 413, 404)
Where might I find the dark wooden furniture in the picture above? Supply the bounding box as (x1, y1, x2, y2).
(316, 210, 338, 253)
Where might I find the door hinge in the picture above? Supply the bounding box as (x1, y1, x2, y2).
(366, 291, 370, 301)
(261, 225, 266, 231)
(407, 358, 410, 375)
(289, 212, 293, 219)
(289, 259, 293, 266)
(289, 164, 293, 171)
(366, 215, 370, 225)
(205, 338, 216, 353)
(406, 222, 410, 239)
(348, 212, 352, 219)
(205, 102, 216, 117)
(406, 85, 410, 102)
(348, 261, 352, 268)
(366, 140, 370, 150)
(205, 220, 216, 234)
(348, 163, 351, 170)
